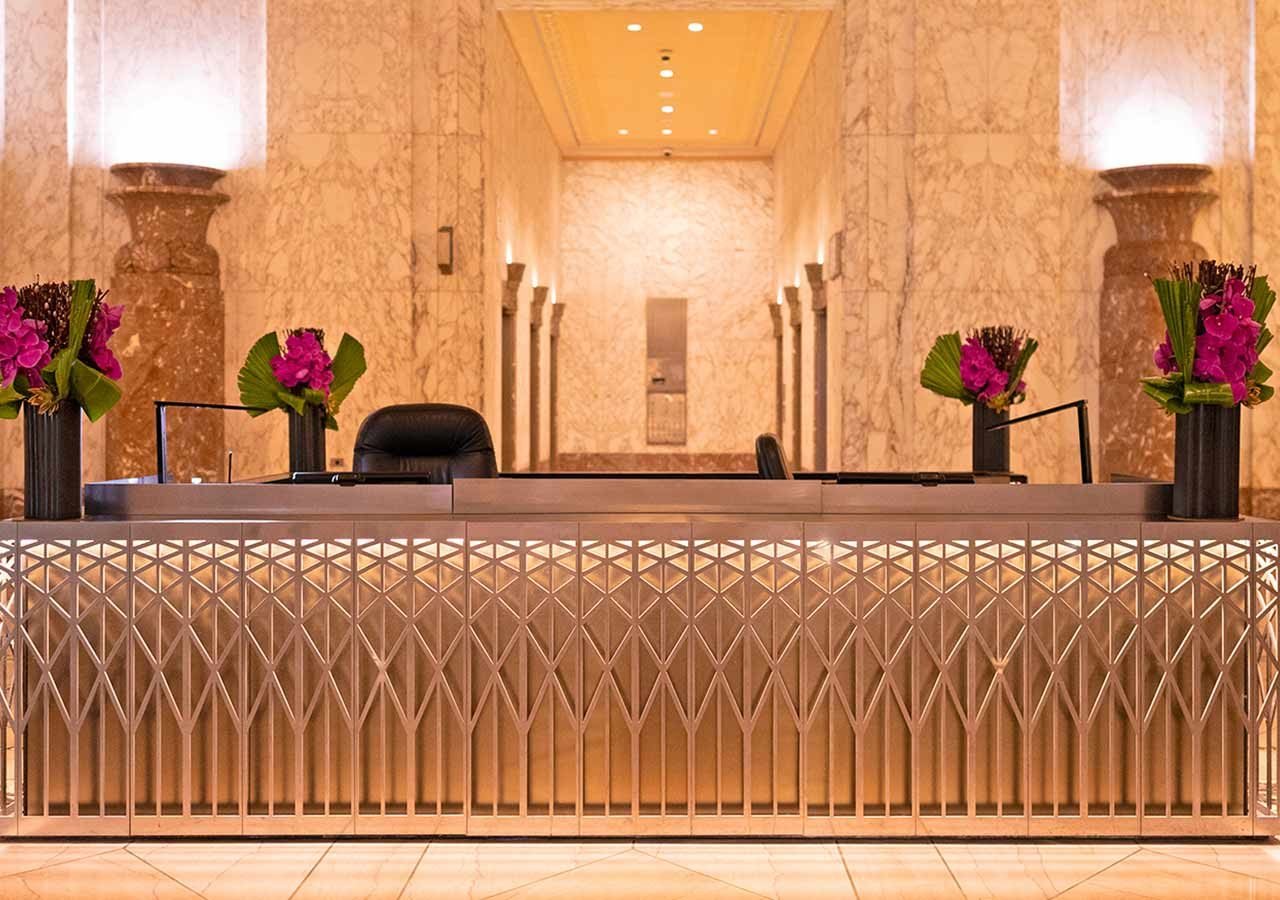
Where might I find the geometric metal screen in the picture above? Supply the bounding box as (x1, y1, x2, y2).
(0, 518, 1277, 837)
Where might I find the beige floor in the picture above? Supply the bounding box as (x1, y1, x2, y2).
(0, 839, 1277, 898)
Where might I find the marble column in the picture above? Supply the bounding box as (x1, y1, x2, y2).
(529, 285, 549, 471)
(1095, 164, 1215, 481)
(500, 262, 526, 472)
(769, 298, 784, 436)
(806, 263, 827, 471)
(107, 163, 229, 482)
(550, 302, 565, 466)
(784, 285, 802, 467)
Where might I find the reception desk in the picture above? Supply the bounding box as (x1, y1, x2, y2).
(0, 478, 1277, 838)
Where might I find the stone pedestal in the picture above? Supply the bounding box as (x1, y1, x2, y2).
(1095, 164, 1215, 482)
(783, 286, 802, 468)
(529, 285, 549, 470)
(768, 299, 784, 437)
(500, 262, 526, 472)
(107, 163, 229, 482)
(550, 302, 565, 467)
(806, 263, 827, 471)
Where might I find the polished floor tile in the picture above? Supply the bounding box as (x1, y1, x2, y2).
(293, 842, 427, 899)
(839, 843, 963, 899)
(0, 848, 199, 898)
(1141, 842, 1280, 885)
(635, 840, 853, 899)
(937, 842, 1140, 898)
(491, 849, 760, 899)
(126, 841, 332, 899)
(401, 841, 631, 899)
(1059, 848, 1280, 899)
(0, 844, 124, 881)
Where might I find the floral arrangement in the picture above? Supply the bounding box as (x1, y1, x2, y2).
(0, 279, 124, 420)
(1143, 261, 1274, 412)
(920, 325, 1039, 411)
(237, 328, 366, 429)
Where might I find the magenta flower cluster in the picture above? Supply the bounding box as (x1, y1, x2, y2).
(1154, 277, 1261, 403)
(270, 331, 334, 395)
(0, 286, 51, 389)
(84, 302, 124, 380)
(960, 336, 1023, 404)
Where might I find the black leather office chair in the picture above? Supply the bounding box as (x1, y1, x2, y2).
(755, 433, 793, 480)
(353, 403, 499, 482)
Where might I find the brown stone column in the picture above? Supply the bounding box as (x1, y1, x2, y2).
(784, 285, 802, 467)
(806, 263, 827, 472)
(769, 298, 784, 437)
(550, 302, 565, 467)
(107, 163, 228, 482)
(1095, 164, 1215, 481)
(529, 285, 548, 471)
(500, 262, 525, 472)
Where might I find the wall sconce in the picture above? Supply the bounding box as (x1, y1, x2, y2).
(783, 285, 802, 466)
(437, 226, 454, 275)
(805, 263, 828, 470)
(500, 261, 527, 471)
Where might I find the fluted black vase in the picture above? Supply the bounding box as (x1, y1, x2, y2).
(288, 405, 327, 473)
(972, 404, 1010, 473)
(1172, 403, 1240, 520)
(24, 401, 82, 520)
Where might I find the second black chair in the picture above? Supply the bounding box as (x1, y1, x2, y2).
(755, 433, 793, 480)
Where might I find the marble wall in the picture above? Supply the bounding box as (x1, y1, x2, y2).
(1254, 0, 1280, 515)
(489, 20, 561, 471)
(559, 160, 775, 458)
(773, 11, 844, 471)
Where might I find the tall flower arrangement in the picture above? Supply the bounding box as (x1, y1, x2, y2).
(920, 325, 1039, 411)
(237, 328, 366, 429)
(0, 279, 124, 420)
(1142, 261, 1274, 412)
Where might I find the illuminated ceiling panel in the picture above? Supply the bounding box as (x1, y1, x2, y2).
(502, 8, 831, 158)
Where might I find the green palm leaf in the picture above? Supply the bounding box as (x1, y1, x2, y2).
(238, 332, 284, 416)
(1153, 278, 1200, 380)
(70, 359, 122, 422)
(326, 333, 367, 429)
(920, 332, 968, 402)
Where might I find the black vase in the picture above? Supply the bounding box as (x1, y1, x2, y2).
(23, 401, 82, 520)
(1172, 403, 1241, 520)
(288, 405, 327, 473)
(972, 404, 1010, 473)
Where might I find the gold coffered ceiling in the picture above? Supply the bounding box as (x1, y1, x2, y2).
(502, 8, 831, 158)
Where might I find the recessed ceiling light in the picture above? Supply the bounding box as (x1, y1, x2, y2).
(627, 23, 642, 32)
(659, 69, 674, 79)
(661, 105, 674, 114)
(662, 128, 673, 135)
(708, 128, 718, 135)
(617, 128, 630, 135)
(688, 22, 703, 32)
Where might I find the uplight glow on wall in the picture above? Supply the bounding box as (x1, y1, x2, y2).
(1092, 89, 1212, 170)
(106, 75, 241, 169)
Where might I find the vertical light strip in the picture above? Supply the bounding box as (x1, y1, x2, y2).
(66, 0, 74, 164)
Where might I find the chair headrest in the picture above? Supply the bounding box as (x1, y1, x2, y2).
(353, 404, 498, 481)
(755, 433, 793, 480)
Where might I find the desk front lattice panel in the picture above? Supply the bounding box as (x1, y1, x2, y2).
(2, 521, 1277, 836)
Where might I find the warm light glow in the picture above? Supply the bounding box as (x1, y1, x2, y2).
(661, 105, 675, 114)
(794, 270, 801, 288)
(708, 128, 719, 135)
(816, 240, 825, 265)
(617, 128, 630, 135)
(107, 73, 241, 168)
(776, 287, 784, 305)
(551, 287, 558, 305)
(627, 23, 642, 32)
(659, 69, 674, 79)
(531, 269, 539, 288)
(688, 22, 704, 32)
(662, 128, 673, 135)
(1093, 90, 1211, 169)
(505, 242, 514, 265)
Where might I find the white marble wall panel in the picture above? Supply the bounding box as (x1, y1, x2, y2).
(560, 160, 775, 457)
(1252, 0, 1280, 508)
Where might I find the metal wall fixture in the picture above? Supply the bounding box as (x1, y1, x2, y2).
(0, 519, 1278, 837)
(500, 262, 526, 472)
(437, 226, 455, 275)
